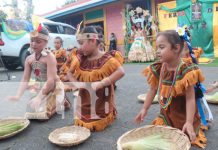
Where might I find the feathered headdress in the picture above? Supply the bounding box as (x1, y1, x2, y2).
(30, 15, 50, 41)
(76, 21, 99, 40)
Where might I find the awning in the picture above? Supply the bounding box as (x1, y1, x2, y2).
(43, 0, 119, 19)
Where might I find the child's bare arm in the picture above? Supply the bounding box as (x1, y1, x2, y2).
(90, 66, 124, 90)
(104, 66, 125, 85)
(185, 85, 195, 123)
(67, 71, 77, 82)
(42, 53, 57, 95)
(66, 70, 80, 91)
(143, 88, 157, 110)
(8, 56, 32, 100)
(183, 85, 196, 142)
(135, 88, 157, 124)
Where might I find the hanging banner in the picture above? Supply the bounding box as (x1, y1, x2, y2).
(2, 22, 27, 40)
(177, 0, 214, 57)
(158, 1, 178, 31)
(213, 3, 218, 57)
(191, 2, 202, 22)
(158, 0, 218, 57)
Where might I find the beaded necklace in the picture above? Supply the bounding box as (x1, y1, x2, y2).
(35, 53, 42, 61)
(157, 60, 182, 110)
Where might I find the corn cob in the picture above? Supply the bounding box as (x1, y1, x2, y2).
(122, 134, 176, 150)
(0, 123, 13, 128)
(0, 123, 22, 128)
(0, 123, 24, 136)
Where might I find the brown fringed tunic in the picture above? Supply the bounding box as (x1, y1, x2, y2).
(69, 50, 123, 131)
(143, 61, 207, 148)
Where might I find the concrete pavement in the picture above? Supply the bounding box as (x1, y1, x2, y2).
(0, 64, 217, 150)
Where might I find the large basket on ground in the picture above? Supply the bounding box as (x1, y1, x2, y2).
(117, 125, 191, 150)
(0, 118, 30, 140)
(48, 125, 91, 147)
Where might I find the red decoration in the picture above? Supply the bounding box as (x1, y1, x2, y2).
(34, 69, 41, 77)
(37, 23, 42, 32)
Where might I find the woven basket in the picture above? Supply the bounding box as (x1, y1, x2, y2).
(137, 94, 158, 104)
(0, 118, 30, 140)
(48, 125, 91, 147)
(207, 99, 218, 104)
(198, 57, 212, 64)
(205, 95, 218, 104)
(117, 125, 191, 150)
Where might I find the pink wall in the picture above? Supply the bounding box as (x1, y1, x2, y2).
(105, 4, 123, 43)
(155, 0, 175, 4)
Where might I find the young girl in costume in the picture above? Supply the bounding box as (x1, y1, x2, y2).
(59, 48, 78, 92)
(53, 36, 67, 74)
(59, 48, 76, 82)
(128, 22, 155, 62)
(135, 30, 207, 148)
(9, 27, 69, 120)
(68, 26, 125, 131)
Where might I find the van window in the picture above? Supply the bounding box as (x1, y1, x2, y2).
(4, 20, 30, 31)
(44, 24, 59, 33)
(63, 26, 76, 35)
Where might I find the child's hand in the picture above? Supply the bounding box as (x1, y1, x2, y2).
(91, 82, 103, 91)
(212, 81, 218, 87)
(182, 122, 196, 142)
(206, 87, 215, 93)
(7, 95, 20, 101)
(29, 97, 41, 111)
(206, 81, 218, 93)
(134, 108, 147, 124)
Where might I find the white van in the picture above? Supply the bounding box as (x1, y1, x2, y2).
(0, 20, 79, 70)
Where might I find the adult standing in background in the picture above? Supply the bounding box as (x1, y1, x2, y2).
(109, 33, 117, 51)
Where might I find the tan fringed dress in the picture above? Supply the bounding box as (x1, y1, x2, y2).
(69, 50, 123, 131)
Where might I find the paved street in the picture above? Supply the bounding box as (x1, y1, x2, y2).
(0, 64, 218, 150)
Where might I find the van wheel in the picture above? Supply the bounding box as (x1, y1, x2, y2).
(20, 47, 30, 68)
(3, 60, 19, 70)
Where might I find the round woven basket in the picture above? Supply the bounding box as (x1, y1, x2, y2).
(117, 125, 191, 150)
(137, 94, 158, 104)
(205, 95, 218, 104)
(0, 118, 30, 140)
(198, 57, 212, 64)
(48, 125, 91, 147)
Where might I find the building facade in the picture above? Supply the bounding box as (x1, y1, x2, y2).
(42, 0, 158, 54)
